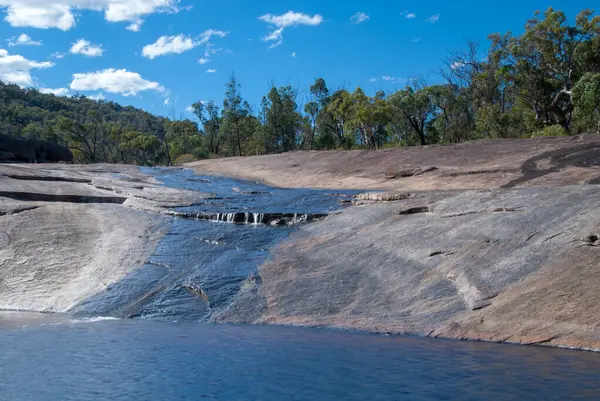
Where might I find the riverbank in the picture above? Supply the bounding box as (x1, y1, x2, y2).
(190, 136, 600, 351)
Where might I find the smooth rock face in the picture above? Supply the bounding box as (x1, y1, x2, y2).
(216, 186, 600, 349)
(195, 136, 600, 351)
(0, 163, 211, 313)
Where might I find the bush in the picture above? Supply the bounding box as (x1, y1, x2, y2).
(529, 125, 568, 138)
(173, 153, 197, 165)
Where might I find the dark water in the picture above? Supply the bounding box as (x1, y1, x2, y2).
(1, 316, 600, 400)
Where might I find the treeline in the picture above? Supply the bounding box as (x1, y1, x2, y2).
(2, 7, 599, 165)
(191, 7, 600, 158)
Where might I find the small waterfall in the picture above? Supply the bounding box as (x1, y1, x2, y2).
(167, 211, 327, 226)
(252, 213, 264, 225)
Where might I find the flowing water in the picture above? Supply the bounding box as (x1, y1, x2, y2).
(71, 168, 357, 321)
(2, 168, 600, 400)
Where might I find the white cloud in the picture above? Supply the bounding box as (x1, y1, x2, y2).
(368, 77, 377, 83)
(411, 38, 421, 43)
(126, 20, 141, 31)
(70, 39, 104, 57)
(259, 11, 323, 48)
(87, 92, 105, 100)
(163, 97, 170, 105)
(451, 61, 465, 70)
(206, 69, 216, 73)
(197, 57, 209, 64)
(405, 13, 416, 19)
(142, 30, 227, 59)
(0, 48, 53, 86)
(50, 51, 65, 58)
(69, 68, 164, 96)
(142, 34, 195, 59)
(426, 13, 440, 23)
(8, 33, 41, 46)
(290, 51, 296, 58)
(39, 87, 69, 96)
(0, 0, 181, 31)
(185, 105, 194, 112)
(382, 76, 396, 81)
(350, 12, 369, 24)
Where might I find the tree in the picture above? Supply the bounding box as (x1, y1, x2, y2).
(573, 72, 600, 133)
(263, 85, 302, 152)
(165, 119, 204, 162)
(389, 82, 436, 146)
(192, 101, 222, 155)
(222, 74, 252, 156)
(495, 8, 600, 129)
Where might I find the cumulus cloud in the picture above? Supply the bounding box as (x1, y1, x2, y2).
(0, 48, 53, 86)
(206, 69, 216, 73)
(258, 11, 323, 48)
(350, 12, 369, 24)
(70, 39, 103, 57)
(426, 13, 440, 23)
(69, 68, 164, 96)
(142, 29, 227, 59)
(290, 51, 296, 58)
(39, 87, 70, 96)
(8, 33, 41, 46)
(197, 57, 209, 64)
(0, 0, 180, 31)
(400, 10, 416, 19)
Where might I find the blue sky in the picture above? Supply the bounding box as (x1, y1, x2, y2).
(0, 0, 595, 118)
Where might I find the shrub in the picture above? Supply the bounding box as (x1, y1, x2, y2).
(529, 125, 568, 138)
(173, 153, 197, 165)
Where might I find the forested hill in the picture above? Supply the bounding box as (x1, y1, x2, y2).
(0, 82, 181, 165)
(1, 7, 599, 166)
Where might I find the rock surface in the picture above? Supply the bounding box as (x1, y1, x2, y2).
(188, 135, 600, 190)
(0, 163, 211, 312)
(194, 136, 600, 351)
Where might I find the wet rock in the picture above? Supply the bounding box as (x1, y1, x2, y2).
(354, 192, 412, 202)
(167, 211, 328, 226)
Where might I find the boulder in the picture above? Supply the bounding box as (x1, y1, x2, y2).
(0, 134, 35, 162)
(30, 139, 74, 163)
(0, 151, 16, 161)
(0, 134, 74, 163)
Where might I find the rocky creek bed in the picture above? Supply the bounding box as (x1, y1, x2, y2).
(2, 136, 600, 351)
